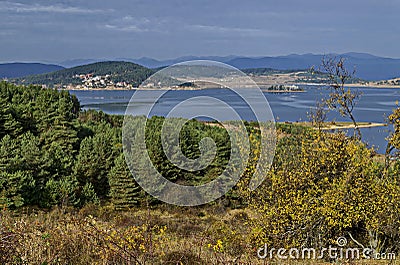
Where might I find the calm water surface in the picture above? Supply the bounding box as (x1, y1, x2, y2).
(69, 86, 400, 153)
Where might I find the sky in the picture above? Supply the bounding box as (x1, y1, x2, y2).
(1, 0, 399, 62)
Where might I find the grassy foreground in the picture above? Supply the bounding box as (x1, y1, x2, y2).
(1, 205, 397, 265)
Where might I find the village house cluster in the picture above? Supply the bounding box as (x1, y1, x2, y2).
(73, 74, 132, 89)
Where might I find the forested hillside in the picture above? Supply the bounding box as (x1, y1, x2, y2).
(12, 61, 154, 88)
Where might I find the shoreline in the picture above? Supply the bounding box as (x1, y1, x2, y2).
(61, 82, 400, 91)
(289, 121, 387, 130)
(65, 87, 306, 92)
(297, 82, 400, 89)
(320, 122, 387, 130)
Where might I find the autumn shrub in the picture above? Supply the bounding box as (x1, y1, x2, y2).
(247, 130, 400, 257)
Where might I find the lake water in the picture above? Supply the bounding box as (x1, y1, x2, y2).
(69, 86, 400, 154)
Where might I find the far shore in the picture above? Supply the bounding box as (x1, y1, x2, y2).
(64, 86, 305, 92)
(60, 82, 400, 91)
(345, 83, 400, 89)
(298, 82, 400, 89)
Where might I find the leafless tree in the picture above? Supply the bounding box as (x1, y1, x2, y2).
(308, 100, 327, 133)
(321, 56, 362, 139)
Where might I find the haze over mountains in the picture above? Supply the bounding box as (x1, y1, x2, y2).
(46, 53, 400, 81)
(130, 53, 400, 81)
(1, 53, 400, 81)
(0, 63, 64, 79)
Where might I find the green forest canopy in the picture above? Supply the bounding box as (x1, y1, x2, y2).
(12, 61, 155, 87)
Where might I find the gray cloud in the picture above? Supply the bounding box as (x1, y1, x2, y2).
(0, 0, 399, 61)
(0, 1, 111, 14)
(187, 24, 288, 37)
(102, 16, 165, 33)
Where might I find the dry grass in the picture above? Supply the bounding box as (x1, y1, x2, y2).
(0, 205, 397, 264)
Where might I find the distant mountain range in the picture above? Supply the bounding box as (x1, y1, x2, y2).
(121, 55, 239, 69)
(225, 53, 400, 81)
(0, 63, 64, 79)
(130, 53, 400, 81)
(2, 53, 400, 81)
(59, 53, 399, 81)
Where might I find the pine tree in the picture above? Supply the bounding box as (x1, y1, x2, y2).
(0, 171, 34, 209)
(108, 153, 141, 210)
(73, 127, 115, 198)
(0, 99, 24, 138)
